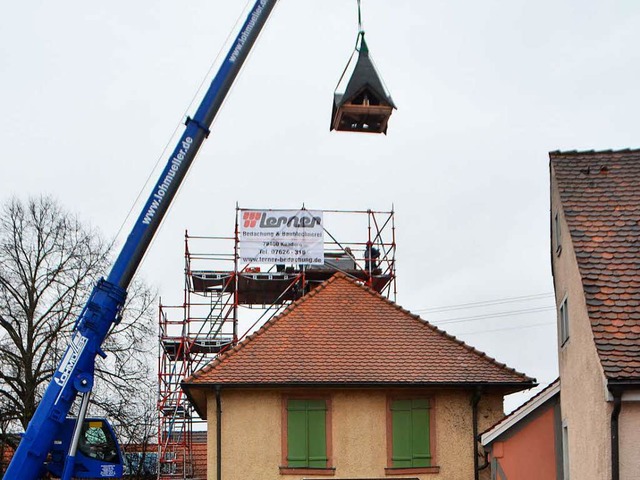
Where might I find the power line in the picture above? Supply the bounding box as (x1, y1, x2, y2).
(415, 292, 554, 314)
(430, 305, 555, 326)
(453, 321, 555, 336)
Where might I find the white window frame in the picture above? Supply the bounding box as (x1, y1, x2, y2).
(562, 420, 570, 480)
(554, 212, 562, 255)
(559, 296, 569, 346)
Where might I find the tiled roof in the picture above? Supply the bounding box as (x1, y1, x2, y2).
(551, 149, 640, 381)
(183, 274, 534, 389)
(191, 441, 207, 479)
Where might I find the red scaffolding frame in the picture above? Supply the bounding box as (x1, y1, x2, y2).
(156, 207, 396, 479)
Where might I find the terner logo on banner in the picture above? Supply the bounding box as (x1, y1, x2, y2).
(243, 211, 322, 229)
(239, 210, 324, 265)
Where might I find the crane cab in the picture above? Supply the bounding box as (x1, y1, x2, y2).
(331, 35, 396, 134)
(47, 417, 124, 478)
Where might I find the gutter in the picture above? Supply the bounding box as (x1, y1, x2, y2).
(607, 380, 640, 390)
(472, 388, 481, 480)
(184, 380, 534, 390)
(216, 386, 222, 480)
(610, 388, 622, 480)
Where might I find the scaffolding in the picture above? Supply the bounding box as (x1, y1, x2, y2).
(156, 207, 396, 479)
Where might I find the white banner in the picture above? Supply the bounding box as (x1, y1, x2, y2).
(239, 209, 324, 265)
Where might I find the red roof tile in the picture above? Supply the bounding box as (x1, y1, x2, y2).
(551, 149, 640, 381)
(191, 441, 207, 479)
(183, 274, 534, 389)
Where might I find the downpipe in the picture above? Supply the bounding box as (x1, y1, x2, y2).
(216, 386, 222, 480)
(472, 389, 481, 480)
(610, 389, 622, 480)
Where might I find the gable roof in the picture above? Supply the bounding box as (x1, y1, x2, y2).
(481, 379, 560, 446)
(551, 149, 640, 382)
(182, 274, 534, 415)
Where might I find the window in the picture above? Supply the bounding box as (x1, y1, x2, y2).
(562, 421, 570, 480)
(554, 212, 562, 255)
(389, 399, 431, 468)
(559, 297, 569, 345)
(124, 452, 158, 476)
(78, 421, 119, 463)
(161, 452, 177, 475)
(285, 399, 329, 469)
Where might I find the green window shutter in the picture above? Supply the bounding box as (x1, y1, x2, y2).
(287, 399, 327, 468)
(287, 400, 309, 467)
(391, 399, 431, 468)
(391, 400, 413, 468)
(307, 400, 327, 468)
(411, 399, 431, 467)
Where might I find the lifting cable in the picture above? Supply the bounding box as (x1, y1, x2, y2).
(355, 0, 366, 50)
(334, 0, 367, 91)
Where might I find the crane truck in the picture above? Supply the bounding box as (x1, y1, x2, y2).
(4, 1, 278, 478)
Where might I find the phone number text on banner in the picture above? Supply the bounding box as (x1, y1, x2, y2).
(239, 210, 324, 265)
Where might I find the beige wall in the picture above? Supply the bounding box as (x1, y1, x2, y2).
(206, 387, 504, 480)
(551, 171, 611, 479)
(619, 400, 640, 479)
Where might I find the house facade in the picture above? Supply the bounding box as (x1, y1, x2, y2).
(550, 149, 640, 480)
(481, 380, 562, 480)
(183, 274, 534, 480)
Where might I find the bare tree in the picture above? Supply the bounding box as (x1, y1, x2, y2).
(118, 388, 158, 479)
(0, 196, 157, 468)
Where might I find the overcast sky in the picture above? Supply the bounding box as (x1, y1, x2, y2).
(2, 0, 639, 412)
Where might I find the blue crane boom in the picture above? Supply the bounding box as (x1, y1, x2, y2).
(4, 1, 278, 478)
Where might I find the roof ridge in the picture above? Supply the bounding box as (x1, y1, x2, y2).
(549, 147, 640, 156)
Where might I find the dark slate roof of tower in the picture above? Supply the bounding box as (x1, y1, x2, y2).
(334, 36, 396, 109)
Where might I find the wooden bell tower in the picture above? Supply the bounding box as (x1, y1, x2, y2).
(331, 35, 396, 134)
